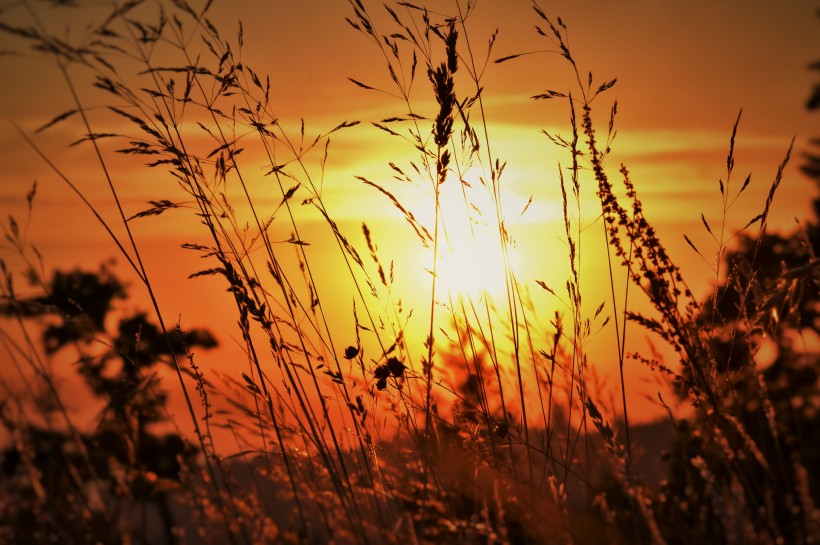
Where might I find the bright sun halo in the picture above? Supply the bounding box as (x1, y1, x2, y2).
(415, 174, 525, 303)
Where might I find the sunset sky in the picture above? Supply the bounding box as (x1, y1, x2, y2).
(1, 0, 818, 424)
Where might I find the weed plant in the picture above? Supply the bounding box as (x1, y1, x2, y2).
(0, 0, 817, 543)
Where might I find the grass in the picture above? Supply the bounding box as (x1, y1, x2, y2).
(0, 0, 818, 543)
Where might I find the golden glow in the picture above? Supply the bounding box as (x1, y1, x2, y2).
(412, 168, 533, 303)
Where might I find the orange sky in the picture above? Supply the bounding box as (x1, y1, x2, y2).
(0, 0, 818, 429)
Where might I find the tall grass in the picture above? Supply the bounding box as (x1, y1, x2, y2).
(1, 0, 817, 543)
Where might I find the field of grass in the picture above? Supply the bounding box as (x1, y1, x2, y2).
(0, 1, 818, 543)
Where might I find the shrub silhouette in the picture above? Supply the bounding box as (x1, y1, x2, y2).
(650, 47, 820, 543)
(1, 264, 217, 544)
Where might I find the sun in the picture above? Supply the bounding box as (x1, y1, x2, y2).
(434, 215, 516, 302)
(414, 173, 527, 304)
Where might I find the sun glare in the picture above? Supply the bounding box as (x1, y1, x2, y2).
(414, 171, 528, 303)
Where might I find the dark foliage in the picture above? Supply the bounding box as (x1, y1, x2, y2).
(0, 266, 216, 544)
